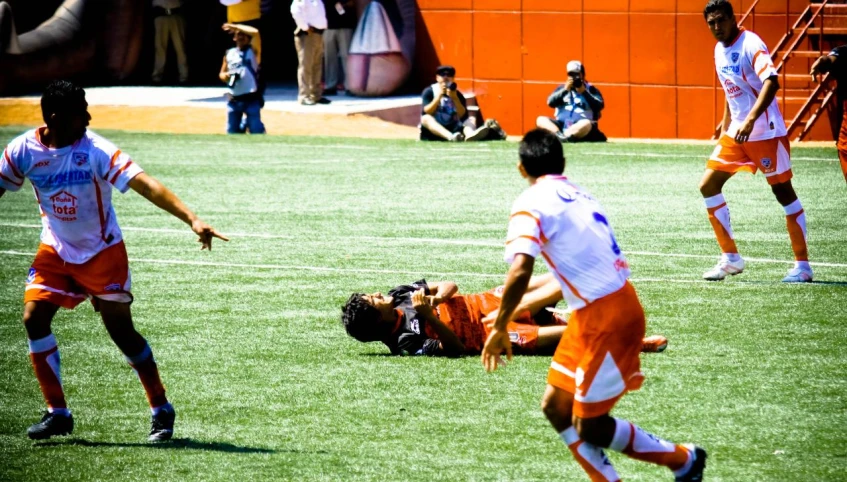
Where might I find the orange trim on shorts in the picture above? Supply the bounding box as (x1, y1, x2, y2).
(541, 251, 589, 306)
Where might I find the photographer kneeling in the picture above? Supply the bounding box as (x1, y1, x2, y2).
(219, 23, 266, 134)
(537, 60, 606, 143)
(420, 65, 505, 142)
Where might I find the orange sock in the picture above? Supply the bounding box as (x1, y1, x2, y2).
(705, 194, 738, 254)
(561, 427, 620, 482)
(28, 334, 67, 411)
(609, 419, 690, 472)
(783, 200, 808, 262)
(125, 343, 168, 409)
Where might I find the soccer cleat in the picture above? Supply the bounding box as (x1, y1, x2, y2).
(675, 445, 707, 482)
(485, 119, 507, 140)
(782, 267, 813, 283)
(641, 335, 668, 353)
(148, 406, 176, 442)
(27, 411, 74, 440)
(702, 257, 745, 281)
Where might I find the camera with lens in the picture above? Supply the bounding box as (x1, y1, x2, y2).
(227, 71, 241, 88)
(569, 73, 583, 89)
(448, 82, 457, 91)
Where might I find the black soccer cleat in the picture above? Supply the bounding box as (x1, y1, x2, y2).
(148, 406, 175, 442)
(675, 445, 707, 482)
(27, 411, 74, 440)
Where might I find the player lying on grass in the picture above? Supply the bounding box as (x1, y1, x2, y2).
(341, 274, 667, 357)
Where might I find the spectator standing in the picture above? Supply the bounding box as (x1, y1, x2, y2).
(322, 0, 356, 95)
(291, 0, 329, 105)
(151, 0, 189, 84)
(219, 23, 266, 134)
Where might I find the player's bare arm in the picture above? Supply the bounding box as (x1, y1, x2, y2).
(736, 76, 779, 144)
(721, 100, 731, 134)
(426, 281, 458, 306)
(128, 173, 229, 250)
(481, 254, 535, 372)
(411, 289, 464, 357)
(481, 273, 561, 327)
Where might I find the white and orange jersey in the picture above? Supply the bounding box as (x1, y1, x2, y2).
(504, 175, 630, 312)
(0, 128, 143, 264)
(714, 28, 786, 141)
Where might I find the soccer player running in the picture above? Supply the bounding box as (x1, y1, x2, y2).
(0, 80, 228, 441)
(701, 0, 812, 283)
(481, 129, 706, 481)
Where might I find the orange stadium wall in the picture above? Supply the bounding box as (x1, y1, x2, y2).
(414, 0, 835, 140)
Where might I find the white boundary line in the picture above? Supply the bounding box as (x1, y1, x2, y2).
(2, 222, 846, 268)
(0, 250, 800, 283)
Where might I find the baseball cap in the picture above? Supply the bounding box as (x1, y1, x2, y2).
(566, 60, 583, 74)
(435, 65, 456, 77)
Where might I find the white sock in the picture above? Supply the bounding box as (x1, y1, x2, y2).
(151, 402, 173, 416)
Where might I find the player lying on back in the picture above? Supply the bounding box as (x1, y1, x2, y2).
(341, 274, 668, 357)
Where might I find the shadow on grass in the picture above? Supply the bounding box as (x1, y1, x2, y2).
(34, 437, 277, 453)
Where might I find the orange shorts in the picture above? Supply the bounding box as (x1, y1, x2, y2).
(24, 242, 133, 309)
(547, 281, 645, 419)
(707, 134, 792, 185)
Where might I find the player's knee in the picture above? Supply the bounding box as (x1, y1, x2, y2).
(541, 388, 572, 427)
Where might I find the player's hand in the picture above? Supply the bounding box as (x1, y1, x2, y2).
(481, 328, 512, 373)
(191, 219, 229, 251)
(809, 55, 830, 82)
(412, 289, 434, 316)
(426, 295, 441, 307)
(735, 118, 755, 144)
(564, 78, 574, 91)
(434, 83, 445, 97)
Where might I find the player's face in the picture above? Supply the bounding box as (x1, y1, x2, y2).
(234, 32, 250, 49)
(706, 11, 737, 43)
(363, 292, 393, 311)
(53, 99, 90, 140)
(436, 74, 453, 88)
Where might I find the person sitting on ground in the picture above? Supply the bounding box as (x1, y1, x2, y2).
(341, 274, 668, 357)
(420, 65, 507, 142)
(536, 60, 607, 143)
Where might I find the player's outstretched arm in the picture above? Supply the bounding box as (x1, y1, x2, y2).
(128, 173, 229, 250)
(482, 254, 535, 372)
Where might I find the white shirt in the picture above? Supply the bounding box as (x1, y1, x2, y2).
(290, 0, 327, 32)
(1, 128, 143, 264)
(504, 175, 630, 311)
(714, 28, 786, 141)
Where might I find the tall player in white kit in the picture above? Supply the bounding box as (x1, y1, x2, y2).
(481, 129, 706, 482)
(700, 0, 812, 283)
(0, 81, 228, 441)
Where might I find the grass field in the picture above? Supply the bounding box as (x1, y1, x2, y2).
(0, 126, 845, 481)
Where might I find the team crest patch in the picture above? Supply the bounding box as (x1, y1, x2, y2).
(104, 283, 122, 291)
(761, 157, 772, 169)
(26, 268, 36, 284)
(731, 52, 740, 63)
(410, 319, 420, 334)
(72, 152, 88, 166)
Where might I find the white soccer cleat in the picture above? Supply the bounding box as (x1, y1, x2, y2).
(702, 257, 745, 281)
(782, 266, 813, 283)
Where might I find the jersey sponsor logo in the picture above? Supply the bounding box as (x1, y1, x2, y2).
(33, 160, 50, 168)
(731, 52, 740, 63)
(50, 190, 78, 221)
(26, 268, 36, 284)
(104, 283, 122, 291)
(614, 258, 630, 271)
(723, 79, 743, 98)
(31, 169, 91, 188)
(410, 319, 420, 334)
(73, 152, 88, 166)
(720, 64, 741, 75)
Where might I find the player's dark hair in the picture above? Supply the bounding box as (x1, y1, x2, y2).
(341, 293, 384, 342)
(41, 80, 86, 124)
(518, 128, 566, 178)
(704, 0, 734, 19)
